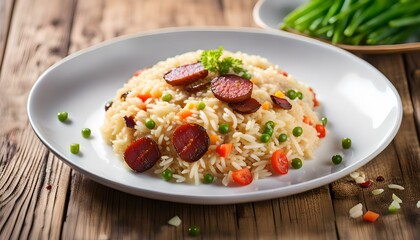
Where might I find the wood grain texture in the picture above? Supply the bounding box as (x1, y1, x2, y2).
(0, 0, 14, 68)
(332, 54, 420, 240)
(0, 0, 419, 239)
(0, 0, 75, 239)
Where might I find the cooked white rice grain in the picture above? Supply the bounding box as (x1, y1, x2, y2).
(101, 50, 321, 185)
(388, 184, 405, 190)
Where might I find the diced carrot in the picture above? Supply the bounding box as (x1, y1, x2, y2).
(216, 143, 233, 158)
(261, 101, 270, 110)
(152, 89, 162, 98)
(133, 70, 143, 77)
(210, 135, 219, 145)
(177, 109, 192, 120)
(303, 116, 313, 125)
(363, 211, 380, 222)
(274, 90, 285, 98)
(186, 102, 195, 109)
(137, 92, 152, 102)
(309, 88, 319, 107)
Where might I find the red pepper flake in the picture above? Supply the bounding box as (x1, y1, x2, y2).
(358, 180, 373, 188)
(376, 176, 385, 182)
(105, 100, 113, 111)
(120, 91, 130, 101)
(46, 184, 52, 190)
(123, 116, 136, 128)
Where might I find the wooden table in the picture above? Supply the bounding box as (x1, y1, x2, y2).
(0, 0, 419, 239)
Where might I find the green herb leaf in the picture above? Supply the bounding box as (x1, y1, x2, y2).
(200, 46, 252, 80)
(200, 46, 223, 73)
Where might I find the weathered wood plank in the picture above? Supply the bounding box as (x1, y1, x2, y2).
(404, 51, 420, 135)
(332, 54, 419, 240)
(0, 0, 76, 239)
(272, 187, 337, 240)
(0, 0, 14, 68)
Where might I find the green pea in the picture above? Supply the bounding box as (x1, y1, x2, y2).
(321, 117, 328, 126)
(197, 101, 206, 110)
(81, 128, 91, 138)
(265, 121, 275, 129)
(292, 158, 303, 169)
(70, 143, 79, 154)
(260, 133, 271, 143)
(203, 173, 214, 184)
(332, 154, 343, 165)
(263, 127, 274, 136)
(57, 112, 68, 122)
(218, 123, 230, 134)
(161, 93, 172, 102)
(296, 91, 303, 100)
(145, 118, 156, 129)
(292, 126, 303, 137)
(287, 89, 297, 100)
(342, 138, 352, 149)
(188, 225, 201, 236)
(278, 133, 287, 142)
(161, 169, 173, 181)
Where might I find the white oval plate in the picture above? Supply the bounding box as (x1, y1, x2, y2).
(28, 27, 402, 204)
(253, 0, 420, 54)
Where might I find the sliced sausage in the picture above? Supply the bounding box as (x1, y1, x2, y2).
(124, 137, 161, 172)
(172, 123, 210, 162)
(270, 95, 292, 110)
(164, 62, 208, 86)
(211, 74, 253, 103)
(184, 78, 211, 93)
(228, 98, 261, 114)
(123, 115, 136, 128)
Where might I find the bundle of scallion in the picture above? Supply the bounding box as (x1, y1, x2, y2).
(281, 0, 420, 45)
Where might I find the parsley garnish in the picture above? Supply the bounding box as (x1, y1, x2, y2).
(200, 46, 252, 80)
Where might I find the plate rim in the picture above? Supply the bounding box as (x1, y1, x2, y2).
(27, 27, 403, 204)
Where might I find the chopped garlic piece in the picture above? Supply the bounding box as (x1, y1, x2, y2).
(388, 184, 405, 190)
(371, 189, 384, 195)
(392, 193, 402, 203)
(355, 177, 365, 184)
(349, 203, 363, 215)
(350, 172, 360, 179)
(390, 200, 401, 209)
(350, 210, 363, 219)
(168, 216, 182, 227)
(417, 201, 420, 208)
